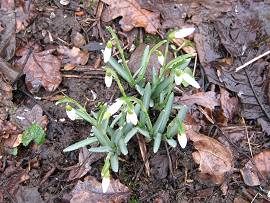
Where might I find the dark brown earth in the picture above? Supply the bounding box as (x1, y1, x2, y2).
(1, 0, 270, 202)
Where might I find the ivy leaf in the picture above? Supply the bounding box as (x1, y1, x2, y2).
(22, 123, 46, 146)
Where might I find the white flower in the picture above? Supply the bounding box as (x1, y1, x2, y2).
(107, 99, 124, 115)
(174, 71, 183, 86)
(182, 73, 200, 88)
(66, 106, 81, 121)
(157, 51, 164, 66)
(102, 41, 112, 63)
(174, 71, 200, 88)
(177, 133, 187, 149)
(105, 74, 113, 87)
(126, 109, 138, 125)
(174, 27, 195, 39)
(102, 177, 110, 193)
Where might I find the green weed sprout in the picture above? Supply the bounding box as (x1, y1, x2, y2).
(56, 26, 199, 193)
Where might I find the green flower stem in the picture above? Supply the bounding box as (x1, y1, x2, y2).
(130, 97, 153, 134)
(107, 27, 135, 86)
(106, 68, 127, 97)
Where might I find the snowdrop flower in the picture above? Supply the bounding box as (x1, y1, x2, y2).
(177, 133, 187, 149)
(102, 41, 112, 63)
(107, 98, 124, 115)
(169, 27, 195, 40)
(175, 70, 200, 88)
(157, 51, 165, 66)
(104, 72, 113, 87)
(65, 105, 81, 121)
(126, 109, 138, 125)
(102, 177, 110, 193)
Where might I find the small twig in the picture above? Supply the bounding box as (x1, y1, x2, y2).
(241, 117, 253, 158)
(39, 165, 56, 186)
(165, 142, 174, 177)
(235, 50, 270, 72)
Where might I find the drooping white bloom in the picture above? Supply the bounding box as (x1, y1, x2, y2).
(102, 177, 110, 193)
(107, 99, 124, 115)
(157, 51, 165, 66)
(126, 109, 138, 125)
(174, 71, 183, 86)
(105, 74, 113, 87)
(174, 27, 195, 39)
(102, 41, 112, 63)
(66, 106, 81, 121)
(182, 73, 200, 88)
(177, 133, 187, 149)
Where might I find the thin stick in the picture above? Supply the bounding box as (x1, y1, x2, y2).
(235, 50, 270, 72)
(242, 117, 253, 158)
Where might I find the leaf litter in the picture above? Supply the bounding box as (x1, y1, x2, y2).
(1, 0, 270, 202)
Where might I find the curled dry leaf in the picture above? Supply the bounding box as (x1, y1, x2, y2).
(101, 0, 160, 34)
(15, 0, 36, 32)
(14, 104, 48, 130)
(57, 46, 89, 66)
(0, 6, 16, 60)
(16, 48, 62, 92)
(240, 150, 270, 186)
(176, 91, 220, 110)
(70, 176, 130, 203)
(185, 125, 234, 184)
(71, 31, 86, 48)
(68, 147, 104, 181)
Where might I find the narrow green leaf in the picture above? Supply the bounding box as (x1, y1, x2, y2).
(166, 138, 177, 148)
(108, 57, 131, 83)
(113, 128, 123, 145)
(110, 153, 119, 172)
(153, 133, 162, 153)
(119, 138, 128, 155)
(88, 146, 112, 153)
(166, 117, 179, 139)
(134, 45, 149, 79)
(124, 128, 138, 144)
(63, 137, 98, 152)
(92, 126, 112, 147)
(153, 110, 165, 135)
(142, 83, 151, 110)
(137, 127, 151, 139)
(159, 93, 174, 134)
(152, 67, 158, 86)
(135, 84, 144, 96)
(152, 78, 171, 98)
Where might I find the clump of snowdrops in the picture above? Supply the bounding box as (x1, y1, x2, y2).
(56, 27, 200, 193)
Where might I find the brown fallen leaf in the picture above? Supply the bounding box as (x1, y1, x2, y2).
(15, 0, 36, 32)
(101, 0, 160, 34)
(68, 147, 104, 181)
(176, 91, 220, 110)
(240, 150, 270, 186)
(57, 46, 89, 66)
(0, 6, 16, 60)
(14, 104, 48, 130)
(71, 31, 86, 48)
(16, 48, 62, 92)
(185, 125, 234, 184)
(15, 186, 45, 203)
(70, 176, 130, 203)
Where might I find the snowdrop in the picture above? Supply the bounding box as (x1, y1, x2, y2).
(126, 109, 138, 125)
(105, 72, 113, 87)
(174, 70, 200, 88)
(102, 177, 110, 193)
(157, 51, 165, 66)
(107, 98, 125, 115)
(102, 41, 112, 63)
(65, 105, 81, 121)
(169, 27, 195, 40)
(177, 133, 187, 149)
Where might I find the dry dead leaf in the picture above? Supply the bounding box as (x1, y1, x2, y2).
(185, 125, 234, 184)
(16, 48, 62, 92)
(68, 147, 104, 181)
(176, 91, 220, 110)
(240, 150, 270, 186)
(70, 176, 130, 203)
(15, 0, 36, 32)
(15, 186, 45, 203)
(101, 0, 160, 34)
(57, 46, 89, 66)
(71, 31, 86, 48)
(14, 104, 48, 130)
